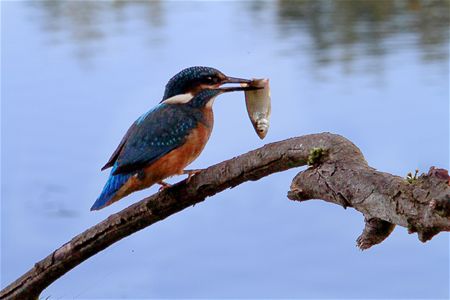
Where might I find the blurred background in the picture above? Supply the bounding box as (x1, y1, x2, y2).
(1, 0, 449, 298)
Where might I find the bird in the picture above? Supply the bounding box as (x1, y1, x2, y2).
(91, 66, 258, 211)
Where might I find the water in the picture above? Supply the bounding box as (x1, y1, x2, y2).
(2, 1, 449, 298)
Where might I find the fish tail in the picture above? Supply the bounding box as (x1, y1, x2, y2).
(91, 167, 132, 211)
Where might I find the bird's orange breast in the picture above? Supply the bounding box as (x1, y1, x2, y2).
(148, 106, 214, 179)
(146, 120, 212, 181)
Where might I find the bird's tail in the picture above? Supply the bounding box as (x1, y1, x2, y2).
(91, 166, 132, 211)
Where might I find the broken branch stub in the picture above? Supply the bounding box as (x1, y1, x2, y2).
(288, 137, 450, 248)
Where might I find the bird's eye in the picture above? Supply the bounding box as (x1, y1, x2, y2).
(205, 76, 220, 84)
(209, 76, 221, 84)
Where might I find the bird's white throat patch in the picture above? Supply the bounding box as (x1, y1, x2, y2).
(205, 96, 217, 108)
(162, 93, 194, 104)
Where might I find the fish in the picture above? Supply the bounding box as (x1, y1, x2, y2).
(243, 78, 271, 139)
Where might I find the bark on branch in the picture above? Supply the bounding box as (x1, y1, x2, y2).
(2, 133, 449, 300)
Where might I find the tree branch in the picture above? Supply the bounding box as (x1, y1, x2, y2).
(2, 133, 449, 300)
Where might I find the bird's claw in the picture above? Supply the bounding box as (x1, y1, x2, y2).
(183, 169, 202, 183)
(157, 181, 172, 191)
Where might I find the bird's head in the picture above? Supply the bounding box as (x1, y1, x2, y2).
(161, 66, 253, 101)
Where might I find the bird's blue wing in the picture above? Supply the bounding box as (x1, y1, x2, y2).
(108, 104, 201, 175)
(101, 121, 138, 171)
(101, 104, 166, 171)
(100, 105, 162, 171)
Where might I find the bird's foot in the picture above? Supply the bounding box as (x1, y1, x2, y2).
(157, 181, 172, 191)
(183, 169, 203, 183)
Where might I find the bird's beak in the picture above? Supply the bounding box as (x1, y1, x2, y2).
(220, 76, 261, 92)
(218, 86, 262, 93)
(223, 76, 252, 85)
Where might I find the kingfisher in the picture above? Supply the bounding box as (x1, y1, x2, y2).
(91, 66, 258, 211)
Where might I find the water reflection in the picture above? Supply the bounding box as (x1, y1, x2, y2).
(273, 0, 449, 66)
(34, 184, 79, 218)
(28, 0, 449, 68)
(27, 0, 165, 63)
